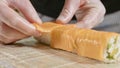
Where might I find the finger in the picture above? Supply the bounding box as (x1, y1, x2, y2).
(0, 3, 40, 36)
(9, 0, 42, 24)
(0, 22, 27, 40)
(56, 0, 80, 24)
(0, 23, 16, 44)
(75, 0, 106, 28)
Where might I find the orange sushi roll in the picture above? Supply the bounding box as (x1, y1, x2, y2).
(33, 22, 120, 63)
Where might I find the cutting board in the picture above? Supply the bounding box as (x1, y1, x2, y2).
(0, 37, 120, 68)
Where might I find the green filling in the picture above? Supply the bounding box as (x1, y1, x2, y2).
(114, 36, 118, 44)
(107, 53, 114, 60)
(106, 44, 113, 60)
(107, 48, 118, 60)
(107, 44, 112, 50)
(106, 37, 119, 60)
(110, 48, 118, 57)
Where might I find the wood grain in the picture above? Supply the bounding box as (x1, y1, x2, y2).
(0, 37, 120, 68)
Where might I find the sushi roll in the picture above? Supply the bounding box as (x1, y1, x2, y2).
(33, 22, 120, 63)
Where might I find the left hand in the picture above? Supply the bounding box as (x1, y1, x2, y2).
(0, 0, 42, 44)
(56, 0, 106, 28)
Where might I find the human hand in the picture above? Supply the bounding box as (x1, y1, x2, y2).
(0, 0, 42, 44)
(56, 0, 106, 28)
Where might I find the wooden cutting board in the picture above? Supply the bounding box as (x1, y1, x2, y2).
(0, 37, 120, 68)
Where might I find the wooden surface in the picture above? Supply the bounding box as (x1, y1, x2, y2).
(0, 37, 120, 68)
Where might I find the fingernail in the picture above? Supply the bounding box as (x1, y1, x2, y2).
(28, 23, 36, 30)
(33, 29, 41, 37)
(36, 18, 42, 24)
(56, 19, 65, 24)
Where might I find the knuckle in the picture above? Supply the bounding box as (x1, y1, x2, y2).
(102, 7, 106, 15)
(98, 2, 106, 15)
(98, 5, 106, 16)
(64, 9, 72, 16)
(10, 18, 21, 27)
(8, 0, 17, 4)
(10, 0, 29, 6)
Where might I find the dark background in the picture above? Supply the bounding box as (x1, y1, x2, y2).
(30, 0, 120, 18)
(101, 0, 120, 14)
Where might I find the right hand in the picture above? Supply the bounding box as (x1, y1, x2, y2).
(57, 0, 106, 28)
(0, 0, 42, 44)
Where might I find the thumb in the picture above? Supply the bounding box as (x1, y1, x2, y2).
(56, 0, 80, 24)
